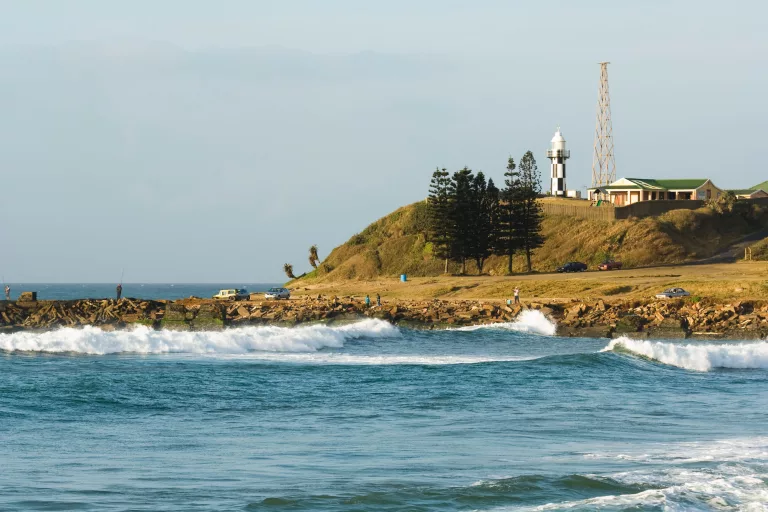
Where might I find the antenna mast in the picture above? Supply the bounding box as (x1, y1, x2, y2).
(591, 62, 616, 187)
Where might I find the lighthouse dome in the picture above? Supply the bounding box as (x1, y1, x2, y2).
(551, 129, 565, 143)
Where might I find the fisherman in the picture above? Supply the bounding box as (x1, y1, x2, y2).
(116, 283, 122, 300)
(4, 285, 10, 301)
(513, 287, 520, 304)
(376, 293, 381, 307)
(365, 295, 371, 307)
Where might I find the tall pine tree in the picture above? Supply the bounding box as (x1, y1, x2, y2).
(470, 172, 500, 275)
(516, 151, 544, 272)
(447, 167, 475, 274)
(496, 157, 519, 274)
(426, 167, 452, 273)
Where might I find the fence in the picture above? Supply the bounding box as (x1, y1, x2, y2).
(540, 199, 708, 221)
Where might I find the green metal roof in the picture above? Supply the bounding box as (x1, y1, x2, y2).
(625, 178, 709, 190)
(751, 180, 768, 193)
(727, 189, 757, 195)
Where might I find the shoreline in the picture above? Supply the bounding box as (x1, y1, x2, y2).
(1, 296, 767, 340)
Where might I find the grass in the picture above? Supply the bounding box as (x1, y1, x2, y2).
(287, 261, 768, 302)
(292, 200, 768, 286)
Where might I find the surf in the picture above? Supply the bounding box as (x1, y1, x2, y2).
(453, 309, 557, 336)
(603, 336, 768, 371)
(0, 319, 399, 355)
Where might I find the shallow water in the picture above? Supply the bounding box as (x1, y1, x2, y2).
(1, 313, 767, 511)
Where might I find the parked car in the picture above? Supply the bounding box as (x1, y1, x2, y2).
(655, 287, 690, 299)
(265, 287, 291, 300)
(598, 260, 623, 271)
(212, 288, 249, 301)
(556, 262, 588, 273)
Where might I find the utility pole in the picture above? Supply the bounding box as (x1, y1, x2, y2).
(592, 62, 616, 188)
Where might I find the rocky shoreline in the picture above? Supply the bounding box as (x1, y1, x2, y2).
(1, 296, 767, 339)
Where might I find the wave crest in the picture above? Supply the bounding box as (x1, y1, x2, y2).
(0, 319, 398, 355)
(454, 309, 557, 336)
(603, 337, 768, 371)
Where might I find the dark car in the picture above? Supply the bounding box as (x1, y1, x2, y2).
(556, 262, 588, 273)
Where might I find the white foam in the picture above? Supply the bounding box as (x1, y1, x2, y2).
(454, 309, 557, 336)
(0, 319, 398, 355)
(225, 353, 540, 365)
(602, 337, 768, 371)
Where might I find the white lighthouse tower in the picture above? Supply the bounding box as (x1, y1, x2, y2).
(547, 127, 570, 196)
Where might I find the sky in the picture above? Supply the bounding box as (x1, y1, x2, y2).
(0, 0, 766, 282)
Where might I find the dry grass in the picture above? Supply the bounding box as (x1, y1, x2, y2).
(290, 261, 768, 303)
(294, 200, 768, 285)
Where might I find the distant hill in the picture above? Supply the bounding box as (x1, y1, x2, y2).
(294, 200, 768, 282)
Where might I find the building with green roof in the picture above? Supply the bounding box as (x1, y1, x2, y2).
(588, 178, 723, 206)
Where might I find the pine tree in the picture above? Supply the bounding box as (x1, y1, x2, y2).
(426, 167, 452, 273)
(447, 167, 475, 274)
(497, 157, 519, 274)
(516, 151, 544, 272)
(470, 172, 494, 274)
(485, 177, 502, 264)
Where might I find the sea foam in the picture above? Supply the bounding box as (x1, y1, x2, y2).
(0, 319, 398, 355)
(454, 309, 557, 336)
(603, 337, 768, 371)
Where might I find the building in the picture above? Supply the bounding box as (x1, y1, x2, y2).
(728, 188, 768, 199)
(588, 178, 723, 206)
(546, 128, 569, 197)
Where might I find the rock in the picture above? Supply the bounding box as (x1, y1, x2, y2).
(17, 291, 37, 302)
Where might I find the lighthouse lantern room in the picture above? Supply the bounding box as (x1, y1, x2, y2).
(547, 127, 570, 196)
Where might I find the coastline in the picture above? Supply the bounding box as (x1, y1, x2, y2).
(1, 295, 766, 340)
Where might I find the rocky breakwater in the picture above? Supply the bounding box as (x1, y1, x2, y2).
(556, 298, 768, 339)
(1, 295, 768, 339)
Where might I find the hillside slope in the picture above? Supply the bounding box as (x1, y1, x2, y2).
(296, 201, 768, 282)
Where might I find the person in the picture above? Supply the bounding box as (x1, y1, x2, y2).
(4, 285, 10, 301)
(116, 283, 122, 300)
(506, 298, 512, 306)
(365, 295, 371, 307)
(376, 293, 381, 307)
(513, 287, 520, 304)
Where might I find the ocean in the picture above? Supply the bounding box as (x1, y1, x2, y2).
(1, 310, 767, 510)
(1, 283, 282, 301)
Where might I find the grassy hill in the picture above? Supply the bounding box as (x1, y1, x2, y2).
(295, 200, 768, 283)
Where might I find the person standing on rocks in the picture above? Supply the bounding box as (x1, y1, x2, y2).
(514, 287, 520, 304)
(4, 285, 10, 301)
(376, 293, 381, 307)
(116, 283, 122, 300)
(365, 295, 371, 307)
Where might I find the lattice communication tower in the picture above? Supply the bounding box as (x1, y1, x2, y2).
(591, 62, 616, 188)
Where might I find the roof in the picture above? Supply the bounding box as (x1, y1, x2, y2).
(728, 189, 757, 196)
(751, 180, 768, 193)
(551, 129, 565, 143)
(605, 178, 711, 191)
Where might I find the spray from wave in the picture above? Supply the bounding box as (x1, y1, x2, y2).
(0, 319, 398, 355)
(603, 337, 768, 371)
(453, 309, 557, 336)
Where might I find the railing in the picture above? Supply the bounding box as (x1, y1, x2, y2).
(546, 149, 570, 159)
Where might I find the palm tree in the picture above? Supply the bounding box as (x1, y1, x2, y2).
(283, 263, 296, 279)
(308, 245, 319, 268)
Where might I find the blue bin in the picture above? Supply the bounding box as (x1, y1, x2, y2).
(400, 274, 407, 282)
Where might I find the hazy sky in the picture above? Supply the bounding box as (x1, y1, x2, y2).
(0, 1, 766, 282)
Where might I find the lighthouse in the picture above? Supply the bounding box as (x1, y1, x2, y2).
(547, 127, 570, 196)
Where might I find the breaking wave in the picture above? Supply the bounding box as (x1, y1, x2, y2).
(0, 319, 398, 355)
(603, 337, 768, 371)
(454, 309, 557, 336)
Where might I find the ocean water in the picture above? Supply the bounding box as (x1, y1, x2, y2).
(1, 311, 767, 511)
(1, 283, 281, 301)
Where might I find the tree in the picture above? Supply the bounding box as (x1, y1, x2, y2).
(308, 245, 319, 268)
(426, 167, 453, 273)
(496, 157, 519, 274)
(516, 151, 544, 272)
(485, 178, 502, 268)
(447, 167, 475, 274)
(470, 172, 495, 274)
(283, 263, 296, 279)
